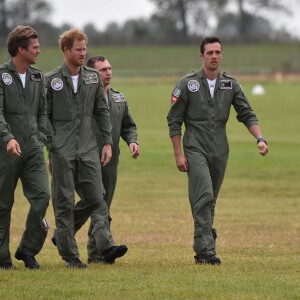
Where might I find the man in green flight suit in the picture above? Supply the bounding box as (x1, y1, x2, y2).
(45, 29, 114, 268)
(0, 26, 50, 270)
(167, 37, 269, 265)
(85, 56, 139, 264)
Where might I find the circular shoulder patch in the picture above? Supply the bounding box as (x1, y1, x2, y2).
(2, 73, 13, 85)
(51, 78, 63, 91)
(187, 80, 200, 92)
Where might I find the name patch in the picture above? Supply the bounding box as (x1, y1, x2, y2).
(220, 80, 232, 89)
(31, 72, 42, 81)
(83, 73, 98, 84)
(111, 93, 126, 103)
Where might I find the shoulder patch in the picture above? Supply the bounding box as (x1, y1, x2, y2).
(51, 78, 63, 91)
(2, 73, 13, 85)
(187, 80, 200, 92)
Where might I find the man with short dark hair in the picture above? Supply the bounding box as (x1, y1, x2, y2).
(0, 25, 50, 270)
(167, 36, 268, 265)
(85, 56, 139, 264)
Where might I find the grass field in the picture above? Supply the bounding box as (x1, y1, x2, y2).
(1, 43, 300, 75)
(0, 76, 299, 299)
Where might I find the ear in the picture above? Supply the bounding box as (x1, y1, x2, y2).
(63, 46, 69, 54)
(18, 46, 25, 55)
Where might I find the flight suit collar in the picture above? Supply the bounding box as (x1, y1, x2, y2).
(61, 64, 84, 92)
(197, 68, 222, 95)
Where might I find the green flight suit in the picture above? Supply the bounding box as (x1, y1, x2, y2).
(45, 64, 112, 261)
(0, 60, 50, 265)
(86, 88, 138, 260)
(167, 68, 259, 257)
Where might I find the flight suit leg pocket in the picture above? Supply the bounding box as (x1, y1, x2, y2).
(54, 228, 75, 257)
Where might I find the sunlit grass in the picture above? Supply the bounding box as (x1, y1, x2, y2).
(0, 78, 299, 299)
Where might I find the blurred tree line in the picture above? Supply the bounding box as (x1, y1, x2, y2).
(0, 0, 299, 48)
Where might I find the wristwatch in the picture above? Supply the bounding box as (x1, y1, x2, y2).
(257, 137, 267, 144)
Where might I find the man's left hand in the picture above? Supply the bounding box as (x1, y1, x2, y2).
(258, 141, 268, 156)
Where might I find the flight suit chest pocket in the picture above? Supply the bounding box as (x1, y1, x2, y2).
(2, 86, 23, 113)
(217, 90, 233, 121)
(52, 90, 74, 120)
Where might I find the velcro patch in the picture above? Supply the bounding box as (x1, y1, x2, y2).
(220, 80, 232, 89)
(31, 72, 42, 81)
(83, 73, 98, 84)
(112, 93, 126, 102)
(172, 87, 181, 97)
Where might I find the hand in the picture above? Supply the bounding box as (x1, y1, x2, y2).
(258, 141, 268, 156)
(129, 143, 139, 159)
(6, 139, 21, 156)
(101, 144, 112, 167)
(175, 153, 188, 172)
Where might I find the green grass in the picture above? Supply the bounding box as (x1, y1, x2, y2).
(0, 73, 299, 297)
(1, 44, 300, 75)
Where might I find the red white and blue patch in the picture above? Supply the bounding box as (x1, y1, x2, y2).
(171, 87, 181, 105)
(172, 87, 181, 97)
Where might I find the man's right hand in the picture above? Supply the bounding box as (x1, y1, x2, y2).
(6, 139, 21, 156)
(175, 153, 188, 172)
(101, 144, 112, 167)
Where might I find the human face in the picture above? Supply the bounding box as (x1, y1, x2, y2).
(200, 42, 222, 72)
(20, 38, 40, 65)
(64, 39, 87, 67)
(94, 59, 112, 87)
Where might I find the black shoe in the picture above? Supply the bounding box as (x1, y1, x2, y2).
(51, 236, 57, 246)
(102, 245, 128, 264)
(195, 254, 221, 265)
(87, 257, 115, 265)
(15, 250, 40, 269)
(65, 257, 87, 268)
(0, 262, 16, 270)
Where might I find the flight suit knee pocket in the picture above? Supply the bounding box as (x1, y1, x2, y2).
(90, 221, 105, 236)
(55, 228, 72, 254)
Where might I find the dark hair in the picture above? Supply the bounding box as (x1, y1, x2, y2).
(7, 25, 38, 57)
(58, 28, 87, 52)
(200, 36, 222, 54)
(86, 55, 106, 68)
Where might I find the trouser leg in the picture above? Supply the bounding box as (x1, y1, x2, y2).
(18, 150, 50, 256)
(86, 157, 118, 258)
(101, 157, 118, 210)
(0, 152, 20, 264)
(185, 150, 227, 257)
(209, 155, 227, 253)
(73, 152, 103, 233)
(87, 201, 115, 260)
(51, 155, 79, 260)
